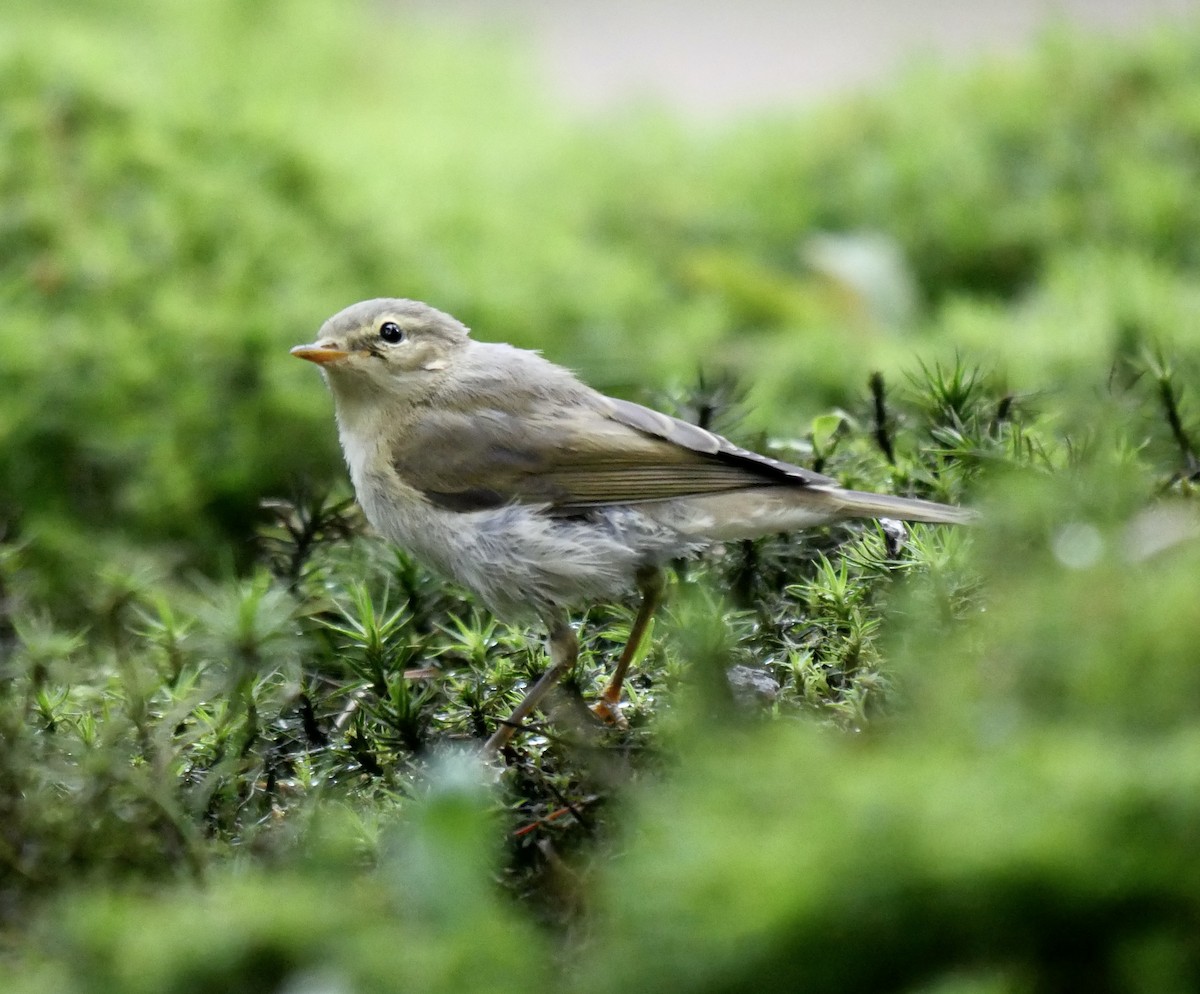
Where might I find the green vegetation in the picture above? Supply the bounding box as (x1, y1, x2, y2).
(2, 2, 1199, 991)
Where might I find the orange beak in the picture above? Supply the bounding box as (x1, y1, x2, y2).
(290, 344, 350, 365)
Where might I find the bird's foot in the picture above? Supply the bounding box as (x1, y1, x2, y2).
(590, 693, 628, 728)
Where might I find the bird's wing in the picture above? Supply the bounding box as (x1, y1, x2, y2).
(602, 396, 837, 490)
(391, 387, 836, 513)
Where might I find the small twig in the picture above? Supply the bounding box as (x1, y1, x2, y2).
(297, 692, 328, 748)
(868, 371, 896, 465)
(1156, 371, 1200, 478)
(259, 489, 359, 589)
(513, 794, 601, 839)
(992, 393, 1014, 429)
(346, 728, 383, 776)
(513, 805, 576, 839)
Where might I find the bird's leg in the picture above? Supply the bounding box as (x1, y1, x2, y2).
(592, 566, 665, 724)
(484, 611, 577, 753)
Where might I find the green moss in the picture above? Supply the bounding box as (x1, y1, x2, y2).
(2, 3, 1200, 991)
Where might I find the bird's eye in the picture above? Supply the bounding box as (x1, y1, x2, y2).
(379, 321, 405, 344)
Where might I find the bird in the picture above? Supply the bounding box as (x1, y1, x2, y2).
(292, 298, 972, 752)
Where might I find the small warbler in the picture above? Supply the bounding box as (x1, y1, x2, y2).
(293, 298, 971, 751)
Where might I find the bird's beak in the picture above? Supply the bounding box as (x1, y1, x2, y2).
(290, 343, 350, 365)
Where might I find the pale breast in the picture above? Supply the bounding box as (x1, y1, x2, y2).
(336, 407, 694, 618)
(349, 464, 684, 619)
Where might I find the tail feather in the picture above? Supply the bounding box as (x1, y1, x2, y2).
(826, 488, 976, 526)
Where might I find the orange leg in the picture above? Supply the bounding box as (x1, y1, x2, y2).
(485, 613, 576, 753)
(592, 567, 665, 724)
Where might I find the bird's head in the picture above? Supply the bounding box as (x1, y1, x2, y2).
(291, 298, 469, 403)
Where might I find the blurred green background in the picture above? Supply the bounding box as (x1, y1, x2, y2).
(3, 1, 1200, 991)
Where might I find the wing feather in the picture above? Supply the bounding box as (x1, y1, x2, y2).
(392, 364, 833, 512)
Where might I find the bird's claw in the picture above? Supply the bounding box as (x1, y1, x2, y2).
(590, 695, 628, 728)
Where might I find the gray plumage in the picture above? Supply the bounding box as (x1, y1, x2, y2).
(293, 298, 972, 748)
(296, 298, 970, 620)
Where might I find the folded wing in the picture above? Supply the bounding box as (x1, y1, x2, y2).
(392, 387, 836, 514)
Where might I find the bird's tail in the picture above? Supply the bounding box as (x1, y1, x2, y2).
(826, 488, 976, 525)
